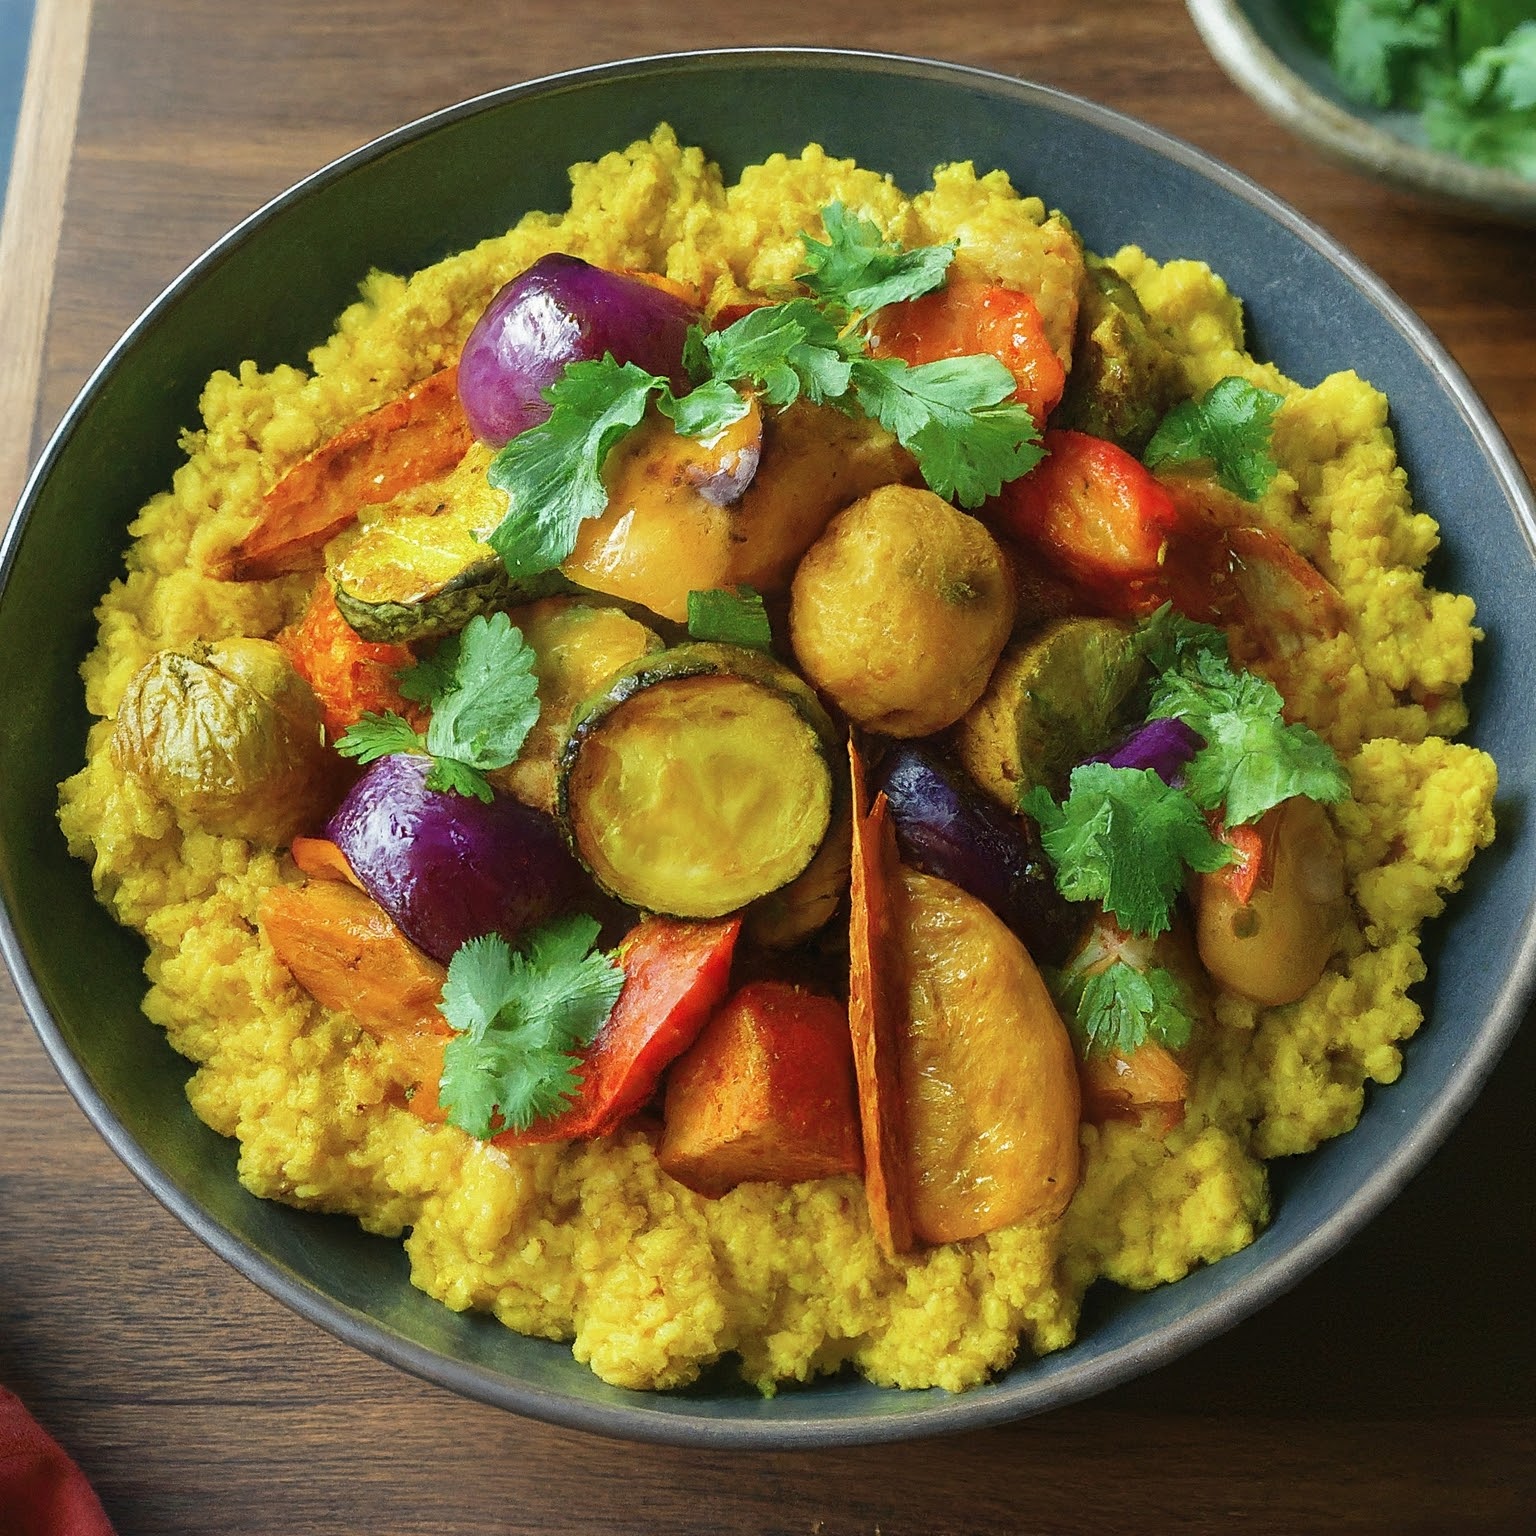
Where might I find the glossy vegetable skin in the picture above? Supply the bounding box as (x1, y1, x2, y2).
(657, 980, 863, 1198)
(992, 428, 1179, 600)
(111, 638, 339, 845)
(457, 254, 700, 446)
(325, 752, 593, 963)
(872, 742, 1077, 965)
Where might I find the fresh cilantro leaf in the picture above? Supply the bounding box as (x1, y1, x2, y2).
(337, 613, 540, 803)
(438, 914, 625, 1138)
(422, 613, 539, 771)
(335, 711, 429, 767)
(1057, 959, 1196, 1057)
(659, 376, 752, 438)
(1329, 0, 1447, 108)
(1135, 602, 1231, 677)
(486, 357, 661, 577)
(691, 300, 855, 408)
(1022, 764, 1234, 938)
(1145, 638, 1349, 825)
(1424, 21, 1536, 175)
(686, 586, 773, 650)
(1143, 377, 1285, 502)
(797, 202, 955, 317)
(849, 355, 1044, 507)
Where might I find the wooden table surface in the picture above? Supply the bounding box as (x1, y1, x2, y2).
(1, 2, 1533, 1532)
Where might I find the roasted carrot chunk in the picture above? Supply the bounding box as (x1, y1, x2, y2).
(260, 878, 451, 1115)
(869, 277, 1067, 430)
(657, 980, 863, 1198)
(216, 366, 473, 581)
(847, 739, 915, 1258)
(277, 578, 423, 741)
(991, 428, 1179, 594)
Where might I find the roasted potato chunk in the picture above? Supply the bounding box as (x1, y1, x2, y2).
(790, 484, 1016, 736)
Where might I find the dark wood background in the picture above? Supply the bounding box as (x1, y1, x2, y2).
(1, 2, 1532, 1531)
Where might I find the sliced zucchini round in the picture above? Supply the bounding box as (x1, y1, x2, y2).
(953, 615, 1144, 808)
(557, 642, 839, 918)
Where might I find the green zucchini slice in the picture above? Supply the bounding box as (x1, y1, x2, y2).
(954, 616, 1144, 809)
(558, 642, 839, 918)
(329, 445, 566, 643)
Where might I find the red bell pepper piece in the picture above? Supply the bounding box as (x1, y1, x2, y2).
(991, 428, 1179, 598)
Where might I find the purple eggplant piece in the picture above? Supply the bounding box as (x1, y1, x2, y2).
(326, 753, 595, 962)
(457, 254, 700, 447)
(1086, 716, 1204, 783)
(873, 743, 1079, 965)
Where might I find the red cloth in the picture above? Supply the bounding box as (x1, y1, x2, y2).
(0, 1387, 115, 1536)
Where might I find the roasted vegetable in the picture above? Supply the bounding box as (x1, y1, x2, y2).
(326, 752, 594, 964)
(657, 981, 863, 1198)
(561, 400, 909, 622)
(954, 615, 1144, 809)
(278, 577, 423, 741)
(329, 443, 567, 644)
(214, 367, 473, 581)
(1053, 257, 1186, 454)
(457, 254, 700, 446)
(745, 797, 853, 950)
(847, 742, 915, 1257)
(558, 643, 838, 918)
(111, 638, 337, 845)
(894, 867, 1081, 1243)
(789, 484, 1016, 737)
(867, 274, 1067, 431)
(1194, 795, 1347, 1006)
(990, 428, 1179, 602)
(259, 876, 452, 1111)
(491, 597, 664, 816)
(488, 914, 742, 1143)
(1079, 1041, 1188, 1135)
(872, 742, 1077, 965)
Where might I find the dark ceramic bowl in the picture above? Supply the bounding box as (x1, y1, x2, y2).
(1187, 0, 1536, 224)
(2, 49, 1533, 1448)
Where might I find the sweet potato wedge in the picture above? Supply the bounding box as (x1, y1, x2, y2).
(657, 980, 863, 1198)
(260, 878, 452, 1117)
(215, 366, 473, 581)
(847, 739, 915, 1257)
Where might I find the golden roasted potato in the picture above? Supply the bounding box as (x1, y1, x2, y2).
(789, 484, 1016, 736)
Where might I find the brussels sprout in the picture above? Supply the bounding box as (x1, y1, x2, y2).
(111, 638, 336, 844)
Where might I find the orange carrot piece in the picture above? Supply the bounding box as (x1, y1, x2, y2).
(847, 739, 915, 1258)
(278, 578, 424, 741)
(869, 277, 1067, 430)
(992, 428, 1179, 595)
(216, 366, 473, 581)
(657, 980, 863, 1198)
(261, 879, 448, 1036)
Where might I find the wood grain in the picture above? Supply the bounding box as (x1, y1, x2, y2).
(2, 2, 1534, 1532)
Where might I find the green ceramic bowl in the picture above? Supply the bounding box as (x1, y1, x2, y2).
(1187, 0, 1536, 223)
(2, 49, 1534, 1447)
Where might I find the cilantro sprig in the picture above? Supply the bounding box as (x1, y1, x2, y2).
(1055, 957, 1197, 1058)
(1142, 610, 1350, 826)
(1143, 376, 1285, 502)
(438, 913, 624, 1138)
(336, 611, 539, 802)
(687, 586, 773, 650)
(1022, 765, 1235, 939)
(484, 202, 1044, 577)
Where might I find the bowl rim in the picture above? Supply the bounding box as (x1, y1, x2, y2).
(1185, 0, 1536, 222)
(4, 44, 1535, 1449)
